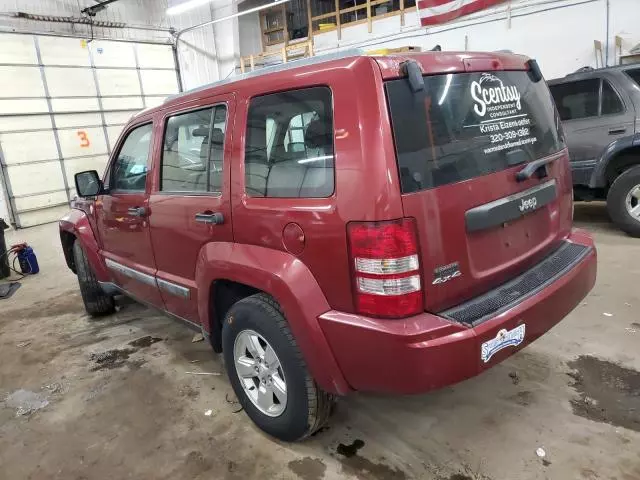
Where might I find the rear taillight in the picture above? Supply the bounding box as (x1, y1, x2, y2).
(347, 218, 423, 318)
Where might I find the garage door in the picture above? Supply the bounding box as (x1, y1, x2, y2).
(0, 33, 180, 227)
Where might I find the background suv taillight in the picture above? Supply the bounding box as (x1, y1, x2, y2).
(347, 218, 423, 318)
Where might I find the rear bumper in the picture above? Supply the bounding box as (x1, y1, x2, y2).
(318, 229, 597, 394)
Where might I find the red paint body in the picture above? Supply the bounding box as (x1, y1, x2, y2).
(60, 52, 596, 396)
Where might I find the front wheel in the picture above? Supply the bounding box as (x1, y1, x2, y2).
(607, 165, 640, 238)
(222, 293, 333, 441)
(72, 240, 115, 317)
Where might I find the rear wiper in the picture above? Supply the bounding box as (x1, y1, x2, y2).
(516, 156, 556, 182)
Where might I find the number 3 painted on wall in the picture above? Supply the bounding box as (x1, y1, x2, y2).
(77, 130, 91, 148)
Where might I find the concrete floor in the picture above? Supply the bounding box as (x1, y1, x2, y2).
(0, 202, 638, 480)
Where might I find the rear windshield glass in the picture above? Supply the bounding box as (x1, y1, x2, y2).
(386, 71, 565, 193)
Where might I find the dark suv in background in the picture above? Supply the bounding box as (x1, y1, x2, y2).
(548, 65, 640, 236)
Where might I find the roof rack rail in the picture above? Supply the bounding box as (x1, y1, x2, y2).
(165, 48, 365, 103)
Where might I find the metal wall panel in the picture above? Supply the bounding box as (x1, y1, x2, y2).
(0, 99, 49, 115)
(45, 67, 98, 97)
(50, 97, 102, 113)
(58, 127, 108, 159)
(55, 113, 103, 129)
(38, 36, 92, 67)
(140, 70, 179, 95)
(0, 66, 45, 97)
(0, 115, 52, 132)
(96, 69, 142, 96)
(136, 44, 176, 68)
(0, 30, 179, 227)
(0, 34, 38, 64)
(92, 41, 137, 68)
(0, 131, 59, 164)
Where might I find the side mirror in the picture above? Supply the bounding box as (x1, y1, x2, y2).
(75, 170, 103, 197)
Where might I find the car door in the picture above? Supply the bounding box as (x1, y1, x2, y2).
(96, 120, 164, 307)
(148, 96, 235, 325)
(549, 76, 635, 184)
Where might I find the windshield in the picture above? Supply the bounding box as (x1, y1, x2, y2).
(386, 70, 565, 193)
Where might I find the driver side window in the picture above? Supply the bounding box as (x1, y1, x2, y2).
(112, 123, 153, 192)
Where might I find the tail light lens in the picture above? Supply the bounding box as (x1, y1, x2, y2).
(347, 218, 423, 318)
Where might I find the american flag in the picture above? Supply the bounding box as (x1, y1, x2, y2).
(417, 0, 506, 27)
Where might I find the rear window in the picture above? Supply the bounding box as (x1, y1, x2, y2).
(386, 71, 565, 193)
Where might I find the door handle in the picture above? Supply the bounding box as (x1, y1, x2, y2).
(127, 206, 147, 217)
(195, 212, 224, 225)
(608, 128, 626, 135)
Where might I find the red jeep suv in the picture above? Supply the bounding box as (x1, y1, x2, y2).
(60, 50, 597, 441)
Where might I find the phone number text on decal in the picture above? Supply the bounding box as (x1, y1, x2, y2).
(490, 127, 530, 143)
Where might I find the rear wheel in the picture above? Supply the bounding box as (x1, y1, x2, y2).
(72, 240, 115, 317)
(607, 165, 640, 238)
(222, 293, 333, 441)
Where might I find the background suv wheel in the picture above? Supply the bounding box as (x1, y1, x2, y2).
(607, 165, 640, 238)
(222, 293, 333, 441)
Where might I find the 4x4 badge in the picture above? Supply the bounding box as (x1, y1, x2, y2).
(433, 262, 462, 285)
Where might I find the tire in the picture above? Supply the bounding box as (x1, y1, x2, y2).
(222, 293, 333, 441)
(72, 240, 115, 317)
(607, 165, 640, 238)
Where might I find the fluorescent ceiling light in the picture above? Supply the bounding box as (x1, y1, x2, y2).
(167, 0, 215, 16)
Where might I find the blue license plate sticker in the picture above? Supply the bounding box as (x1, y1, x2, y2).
(481, 324, 526, 363)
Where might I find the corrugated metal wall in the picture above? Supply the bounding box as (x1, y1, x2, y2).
(0, 0, 240, 89)
(0, 0, 172, 42)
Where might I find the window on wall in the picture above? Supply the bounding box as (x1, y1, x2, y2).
(245, 87, 334, 198)
(161, 105, 226, 193)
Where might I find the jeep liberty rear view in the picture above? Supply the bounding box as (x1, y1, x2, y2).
(60, 51, 597, 441)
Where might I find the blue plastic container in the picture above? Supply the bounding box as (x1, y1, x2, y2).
(18, 246, 39, 274)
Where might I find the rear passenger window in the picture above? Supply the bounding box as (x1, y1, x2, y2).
(549, 79, 599, 121)
(244, 87, 334, 198)
(601, 80, 624, 115)
(161, 105, 226, 193)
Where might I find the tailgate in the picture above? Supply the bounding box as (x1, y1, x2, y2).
(385, 64, 573, 312)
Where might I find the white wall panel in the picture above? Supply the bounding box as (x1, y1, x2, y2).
(144, 96, 167, 108)
(14, 190, 68, 211)
(91, 41, 136, 68)
(140, 70, 179, 95)
(101, 97, 144, 110)
(38, 36, 91, 67)
(0, 34, 38, 64)
(64, 155, 110, 185)
(0, 99, 49, 115)
(50, 97, 101, 113)
(103, 111, 134, 125)
(18, 206, 71, 228)
(45, 67, 97, 97)
(0, 66, 45, 97)
(106, 125, 126, 145)
(6, 161, 65, 196)
(0, 115, 52, 133)
(58, 127, 108, 158)
(0, 131, 58, 163)
(96, 69, 142, 96)
(55, 113, 103, 129)
(136, 44, 175, 69)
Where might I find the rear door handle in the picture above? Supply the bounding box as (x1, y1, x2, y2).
(195, 212, 224, 225)
(608, 128, 626, 135)
(127, 207, 147, 217)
